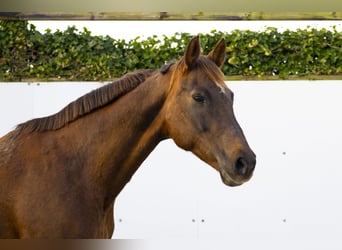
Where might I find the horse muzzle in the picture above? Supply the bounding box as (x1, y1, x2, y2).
(219, 152, 256, 187)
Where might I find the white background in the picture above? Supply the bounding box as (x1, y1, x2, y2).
(1, 81, 342, 249)
(30, 20, 342, 40)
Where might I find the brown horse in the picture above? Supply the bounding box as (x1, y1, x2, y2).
(0, 37, 255, 238)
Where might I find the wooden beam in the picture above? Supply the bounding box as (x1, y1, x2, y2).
(2, 75, 340, 83)
(1, 12, 342, 20)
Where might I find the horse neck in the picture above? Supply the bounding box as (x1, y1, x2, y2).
(75, 72, 171, 204)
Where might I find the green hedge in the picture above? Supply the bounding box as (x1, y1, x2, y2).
(0, 20, 341, 81)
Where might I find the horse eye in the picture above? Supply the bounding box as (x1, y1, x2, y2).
(192, 93, 206, 103)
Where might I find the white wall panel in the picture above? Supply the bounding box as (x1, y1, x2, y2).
(0, 83, 34, 136)
(0, 81, 341, 248)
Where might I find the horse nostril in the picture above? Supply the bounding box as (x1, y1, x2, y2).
(235, 157, 249, 176)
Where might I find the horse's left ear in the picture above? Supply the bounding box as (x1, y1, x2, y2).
(184, 36, 201, 70)
(207, 38, 226, 68)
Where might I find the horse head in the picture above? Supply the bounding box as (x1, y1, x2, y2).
(163, 36, 256, 186)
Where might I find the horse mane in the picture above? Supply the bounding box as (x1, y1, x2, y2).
(16, 56, 222, 134)
(17, 69, 155, 133)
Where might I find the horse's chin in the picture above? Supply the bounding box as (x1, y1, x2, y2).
(219, 169, 243, 187)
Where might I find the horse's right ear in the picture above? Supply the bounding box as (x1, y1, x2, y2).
(184, 36, 201, 70)
(207, 38, 226, 68)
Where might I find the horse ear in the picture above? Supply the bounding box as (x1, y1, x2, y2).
(184, 36, 201, 70)
(207, 38, 226, 68)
